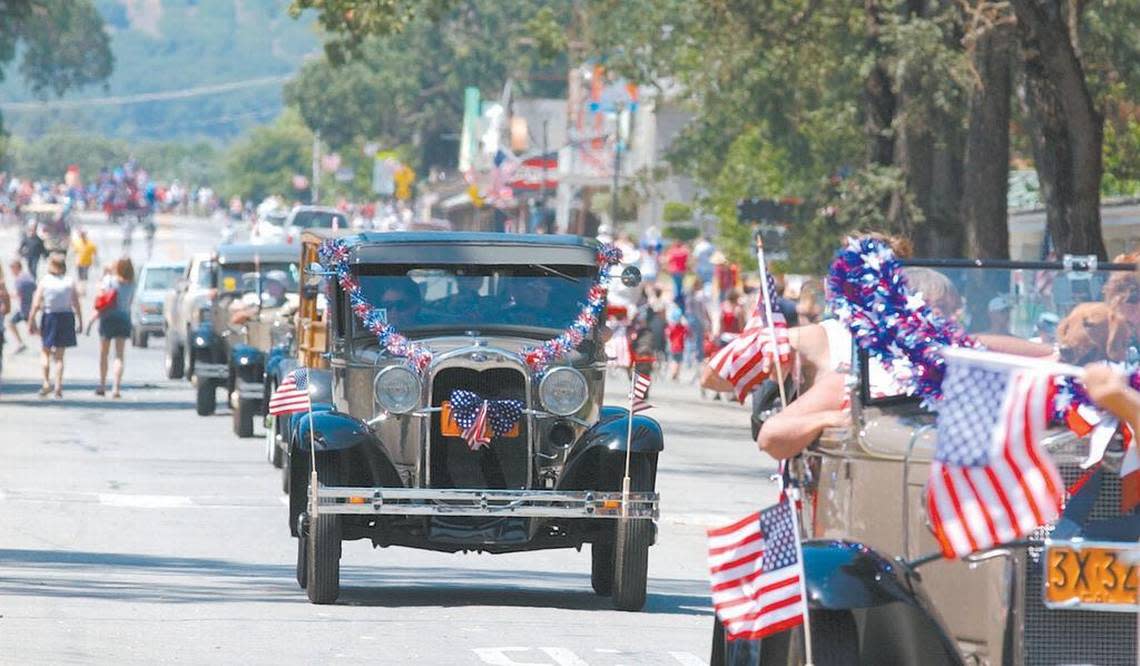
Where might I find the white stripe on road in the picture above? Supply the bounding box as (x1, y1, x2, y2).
(97, 493, 194, 508)
(0, 488, 282, 509)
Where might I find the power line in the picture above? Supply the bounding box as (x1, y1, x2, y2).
(0, 75, 292, 112)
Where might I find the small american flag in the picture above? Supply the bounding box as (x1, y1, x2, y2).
(928, 351, 1063, 559)
(462, 400, 492, 451)
(268, 368, 312, 416)
(631, 372, 652, 414)
(709, 274, 790, 402)
(708, 502, 806, 641)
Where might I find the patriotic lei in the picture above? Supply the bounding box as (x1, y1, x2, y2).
(318, 238, 622, 376)
(826, 236, 979, 405)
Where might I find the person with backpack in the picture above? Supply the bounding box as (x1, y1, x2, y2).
(87, 258, 135, 398)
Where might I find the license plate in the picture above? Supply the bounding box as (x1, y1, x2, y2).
(1043, 540, 1140, 611)
(439, 401, 520, 439)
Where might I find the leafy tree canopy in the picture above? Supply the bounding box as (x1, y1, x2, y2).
(285, 0, 570, 170)
(223, 109, 313, 203)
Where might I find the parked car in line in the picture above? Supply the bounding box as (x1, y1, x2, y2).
(164, 253, 217, 380)
(286, 230, 662, 609)
(254, 205, 347, 245)
(712, 256, 1140, 665)
(131, 261, 187, 348)
(190, 243, 300, 438)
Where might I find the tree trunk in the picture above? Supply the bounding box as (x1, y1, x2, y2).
(863, 0, 896, 168)
(962, 23, 1014, 259)
(1011, 0, 1106, 258)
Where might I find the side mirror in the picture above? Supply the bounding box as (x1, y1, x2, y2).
(620, 265, 642, 288)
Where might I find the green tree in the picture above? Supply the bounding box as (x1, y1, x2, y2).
(285, 0, 571, 171)
(0, 0, 112, 146)
(223, 110, 314, 203)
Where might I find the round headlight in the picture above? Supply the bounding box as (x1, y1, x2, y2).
(539, 367, 588, 416)
(373, 365, 421, 414)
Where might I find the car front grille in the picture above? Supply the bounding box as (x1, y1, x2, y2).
(428, 365, 529, 490)
(1022, 462, 1137, 666)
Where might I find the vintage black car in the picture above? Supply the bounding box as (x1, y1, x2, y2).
(286, 231, 662, 609)
(190, 243, 300, 437)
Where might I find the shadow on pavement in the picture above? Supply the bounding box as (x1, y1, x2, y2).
(0, 548, 711, 615)
(0, 380, 193, 410)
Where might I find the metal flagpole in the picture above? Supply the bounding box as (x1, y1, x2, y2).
(755, 235, 813, 666)
(306, 373, 318, 527)
(622, 367, 635, 517)
(754, 235, 787, 407)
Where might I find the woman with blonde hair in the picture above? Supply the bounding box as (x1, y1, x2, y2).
(88, 257, 136, 397)
(27, 253, 82, 398)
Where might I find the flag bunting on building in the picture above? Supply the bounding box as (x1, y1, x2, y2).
(927, 350, 1063, 559)
(707, 501, 806, 641)
(268, 368, 313, 416)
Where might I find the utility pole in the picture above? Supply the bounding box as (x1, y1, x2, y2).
(311, 130, 321, 205)
(611, 102, 623, 233)
(539, 119, 549, 234)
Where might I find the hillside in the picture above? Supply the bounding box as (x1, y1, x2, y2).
(0, 0, 318, 143)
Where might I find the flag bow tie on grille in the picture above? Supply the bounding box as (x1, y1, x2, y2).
(449, 390, 524, 451)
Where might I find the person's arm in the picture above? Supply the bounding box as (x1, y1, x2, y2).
(975, 334, 1054, 358)
(1083, 364, 1140, 433)
(757, 371, 849, 460)
(27, 286, 43, 334)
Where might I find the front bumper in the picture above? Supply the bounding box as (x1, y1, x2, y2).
(133, 315, 165, 334)
(313, 485, 659, 519)
(195, 362, 228, 380)
(235, 379, 264, 400)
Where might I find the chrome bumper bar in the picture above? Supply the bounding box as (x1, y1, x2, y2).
(235, 379, 263, 400)
(313, 485, 659, 519)
(195, 362, 228, 380)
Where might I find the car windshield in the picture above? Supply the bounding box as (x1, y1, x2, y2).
(291, 210, 347, 229)
(142, 267, 183, 291)
(352, 263, 597, 336)
(219, 262, 299, 295)
(859, 262, 1140, 403)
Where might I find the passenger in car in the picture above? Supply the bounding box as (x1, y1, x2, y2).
(1082, 364, 1140, 434)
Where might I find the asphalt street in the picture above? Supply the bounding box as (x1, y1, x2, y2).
(0, 215, 779, 665)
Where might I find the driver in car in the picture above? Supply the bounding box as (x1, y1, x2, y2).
(501, 279, 553, 327)
(379, 278, 422, 330)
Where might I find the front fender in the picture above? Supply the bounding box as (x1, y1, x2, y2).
(801, 540, 962, 663)
(557, 408, 663, 491)
(265, 345, 291, 378)
(291, 410, 403, 488)
(231, 344, 265, 382)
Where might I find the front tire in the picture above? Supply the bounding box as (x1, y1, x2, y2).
(306, 458, 343, 605)
(591, 542, 614, 596)
(296, 520, 308, 589)
(196, 380, 216, 416)
(232, 397, 255, 438)
(611, 456, 653, 611)
(132, 331, 148, 348)
(165, 339, 184, 379)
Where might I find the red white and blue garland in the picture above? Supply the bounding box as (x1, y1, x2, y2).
(827, 236, 979, 405)
(827, 235, 1140, 422)
(318, 238, 623, 376)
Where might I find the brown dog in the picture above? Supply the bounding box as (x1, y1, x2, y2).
(1056, 302, 1130, 365)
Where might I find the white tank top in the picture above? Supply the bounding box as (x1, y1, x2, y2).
(40, 273, 75, 314)
(819, 318, 911, 398)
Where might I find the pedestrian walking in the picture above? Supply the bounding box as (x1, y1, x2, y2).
(19, 222, 46, 277)
(693, 235, 715, 285)
(664, 304, 689, 381)
(88, 257, 135, 398)
(6, 259, 33, 353)
(71, 228, 97, 287)
(27, 253, 82, 398)
(684, 277, 713, 364)
(663, 238, 690, 311)
(0, 266, 10, 387)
